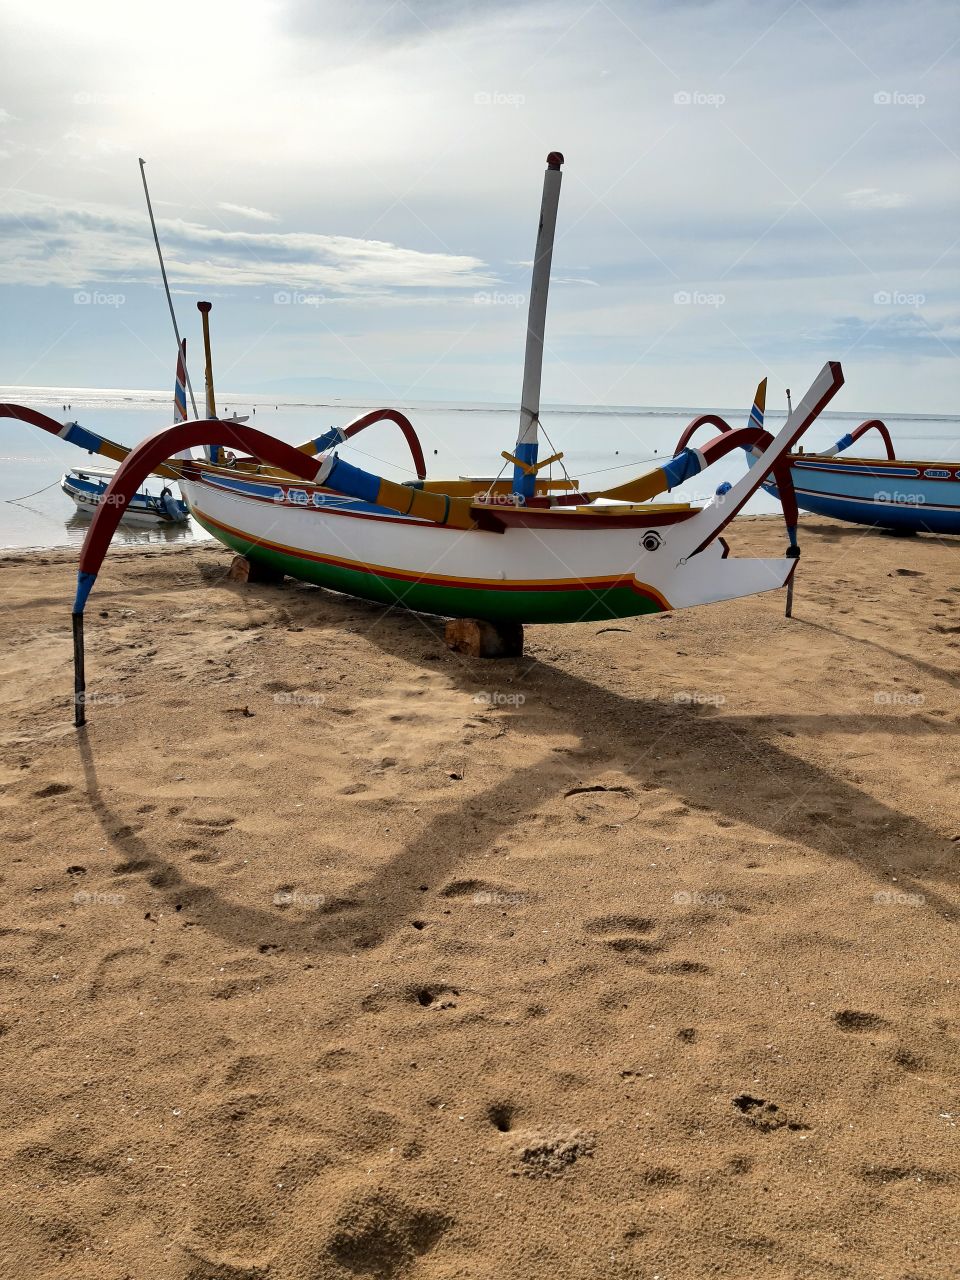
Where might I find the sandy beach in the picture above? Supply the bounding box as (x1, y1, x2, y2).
(0, 516, 957, 1280)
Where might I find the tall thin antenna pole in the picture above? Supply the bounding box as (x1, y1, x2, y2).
(512, 151, 564, 501)
(138, 157, 199, 417)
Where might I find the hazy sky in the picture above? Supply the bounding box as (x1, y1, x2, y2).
(0, 0, 956, 412)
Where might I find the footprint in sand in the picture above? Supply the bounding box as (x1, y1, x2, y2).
(323, 1192, 452, 1277)
(168, 837, 202, 854)
(33, 782, 71, 798)
(111, 857, 152, 876)
(732, 1094, 809, 1133)
(221, 1054, 277, 1088)
(584, 914, 714, 975)
(86, 946, 151, 1000)
(650, 959, 712, 976)
(860, 1165, 953, 1186)
(833, 1012, 934, 1077)
(441, 878, 531, 906)
(583, 914, 661, 956)
(184, 815, 236, 831)
(315, 1046, 358, 1073)
(147, 867, 182, 889)
(892, 1046, 931, 1073)
(832, 1009, 890, 1033)
(411, 984, 460, 1011)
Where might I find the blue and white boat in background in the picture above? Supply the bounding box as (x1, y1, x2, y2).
(776, 419, 960, 535)
(61, 465, 189, 526)
(681, 409, 960, 536)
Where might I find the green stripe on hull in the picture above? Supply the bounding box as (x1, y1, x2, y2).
(195, 515, 666, 624)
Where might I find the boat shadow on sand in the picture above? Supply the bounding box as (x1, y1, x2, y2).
(76, 588, 959, 956)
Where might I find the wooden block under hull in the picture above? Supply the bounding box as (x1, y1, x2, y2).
(444, 617, 524, 658)
(227, 554, 285, 585)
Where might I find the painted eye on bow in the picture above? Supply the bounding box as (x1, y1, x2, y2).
(640, 531, 663, 552)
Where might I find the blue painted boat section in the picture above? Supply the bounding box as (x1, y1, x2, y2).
(796, 460, 922, 479)
(196, 469, 423, 521)
(762, 457, 960, 534)
(793, 490, 960, 533)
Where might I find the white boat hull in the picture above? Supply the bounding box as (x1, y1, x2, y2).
(181, 469, 796, 623)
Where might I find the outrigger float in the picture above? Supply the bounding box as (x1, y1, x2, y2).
(0, 154, 850, 727)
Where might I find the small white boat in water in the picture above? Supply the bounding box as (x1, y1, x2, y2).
(61, 466, 189, 526)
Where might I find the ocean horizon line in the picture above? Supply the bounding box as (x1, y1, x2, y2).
(1, 384, 956, 424)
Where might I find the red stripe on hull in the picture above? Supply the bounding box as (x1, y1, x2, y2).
(192, 505, 673, 609)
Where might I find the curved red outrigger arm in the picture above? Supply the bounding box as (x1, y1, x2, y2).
(836, 419, 896, 460)
(287, 407, 428, 480)
(75, 419, 332, 605)
(673, 412, 736, 454)
(338, 409, 428, 479)
(694, 424, 771, 464)
(1, 402, 78, 434)
(69, 419, 341, 727)
(675, 411, 895, 466)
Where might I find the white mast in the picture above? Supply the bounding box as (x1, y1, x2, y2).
(512, 152, 564, 500)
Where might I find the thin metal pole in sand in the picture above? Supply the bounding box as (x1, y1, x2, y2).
(72, 612, 86, 728)
(784, 388, 798, 618)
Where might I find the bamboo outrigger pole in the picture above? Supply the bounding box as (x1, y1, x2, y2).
(138, 158, 199, 417)
(197, 302, 217, 418)
(197, 301, 221, 463)
(512, 152, 564, 501)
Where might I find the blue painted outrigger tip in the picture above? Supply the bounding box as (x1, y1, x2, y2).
(73, 570, 96, 615)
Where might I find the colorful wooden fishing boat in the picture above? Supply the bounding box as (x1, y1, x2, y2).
(678, 415, 960, 535)
(781, 431, 960, 535)
(61, 466, 188, 525)
(0, 153, 851, 725)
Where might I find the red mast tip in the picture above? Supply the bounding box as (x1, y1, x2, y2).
(197, 301, 212, 313)
(546, 152, 564, 169)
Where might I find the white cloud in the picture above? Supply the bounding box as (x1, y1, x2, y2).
(62, 130, 134, 160)
(217, 201, 280, 223)
(842, 187, 914, 210)
(0, 190, 494, 293)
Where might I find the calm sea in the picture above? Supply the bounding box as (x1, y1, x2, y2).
(1, 386, 957, 550)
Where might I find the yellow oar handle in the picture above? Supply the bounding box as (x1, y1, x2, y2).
(500, 449, 564, 476)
